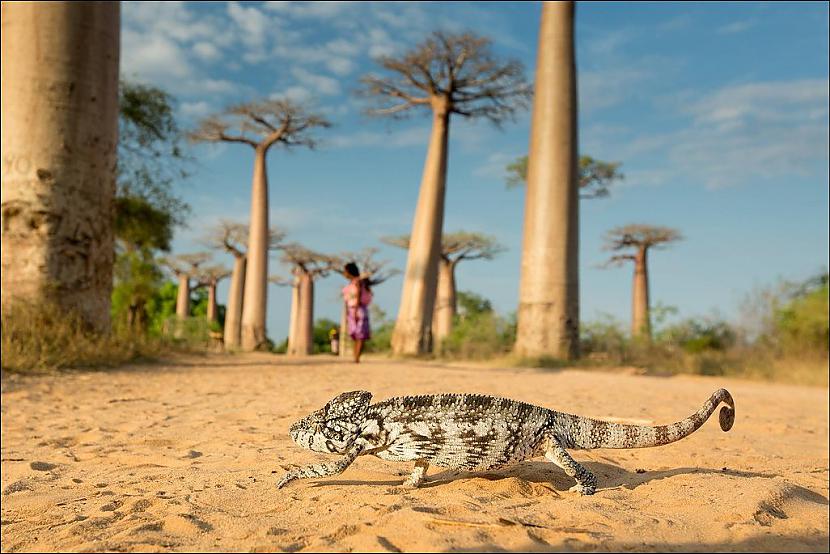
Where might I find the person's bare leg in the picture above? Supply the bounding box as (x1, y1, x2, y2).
(354, 339, 364, 363)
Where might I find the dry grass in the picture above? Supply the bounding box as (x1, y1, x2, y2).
(1, 302, 211, 373)
(503, 349, 828, 387)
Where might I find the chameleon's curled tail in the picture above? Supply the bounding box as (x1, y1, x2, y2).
(564, 388, 735, 449)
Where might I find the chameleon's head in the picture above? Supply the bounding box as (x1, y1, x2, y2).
(289, 391, 372, 454)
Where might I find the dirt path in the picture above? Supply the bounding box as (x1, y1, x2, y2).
(2, 353, 828, 552)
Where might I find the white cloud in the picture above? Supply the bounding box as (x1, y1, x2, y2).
(579, 65, 653, 113)
(472, 151, 523, 182)
(717, 20, 756, 35)
(272, 86, 314, 104)
(227, 1, 269, 48)
(686, 79, 829, 131)
(328, 126, 430, 149)
(612, 78, 830, 189)
(193, 41, 221, 62)
(264, 1, 353, 19)
(366, 28, 397, 59)
(291, 67, 342, 96)
(180, 100, 212, 119)
(326, 57, 355, 76)
(121, 29, 193, 81)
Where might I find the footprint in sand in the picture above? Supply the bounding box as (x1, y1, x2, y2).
(30, 461, 57, 471)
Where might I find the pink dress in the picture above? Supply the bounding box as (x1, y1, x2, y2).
(342, 280, 373, 340)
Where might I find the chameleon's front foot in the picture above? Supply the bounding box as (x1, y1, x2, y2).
(277, 471, 299, 489)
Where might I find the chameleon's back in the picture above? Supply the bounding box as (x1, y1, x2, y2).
(366, 394, 551, 471)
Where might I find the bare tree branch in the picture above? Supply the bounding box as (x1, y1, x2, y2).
(382, 231, 506, 264)
(279, 242, 335, 279)
(333, 247, 401, 286)
(357, 30, 531, 125)
(188, 98, 331, 151)
(204, 220, 286, 258)
(194, 264, 231, 287)
(603, 224, 683, 252)
(159, 252, 212, 277)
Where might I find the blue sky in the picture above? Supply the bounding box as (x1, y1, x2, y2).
(121, 1, 829, 342)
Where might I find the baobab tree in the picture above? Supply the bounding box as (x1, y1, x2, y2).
(359, 30, 531, 355)
(505, 154, 623, 198)
(515, 1, 580, 360)
(383, 232, 505, 347)
(195, 265, 231, 324)
(189, 99, 330, 351)
(1, 2, 120, 331)
(205, 221, 285, 349)
(279, 243, 334, 356)
(603, 224, 683, 340)
(160, 252, 211, 320)
(333, 248, 400, 358)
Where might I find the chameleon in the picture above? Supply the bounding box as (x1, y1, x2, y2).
(277, 388, 734, 495)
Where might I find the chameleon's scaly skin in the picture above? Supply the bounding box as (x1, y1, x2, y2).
(278, 389, 735, 495)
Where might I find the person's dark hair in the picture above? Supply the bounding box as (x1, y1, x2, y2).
(344, 262, 360, 278)
(344, 261, 373, 292)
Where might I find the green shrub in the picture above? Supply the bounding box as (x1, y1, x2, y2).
(438, 294, 514, 360)
(312, 318, 339, 354)
(656, 317, 736, 354)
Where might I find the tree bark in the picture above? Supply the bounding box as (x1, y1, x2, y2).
(206, 282, 217, 323)
(339, 300, 350, 358)
(1, 1, 120, 331)
(286, 271, 300, 355)
(432, 258, 457, 350)
(391, 104, 450, 355)
(515, 1, 580, 360)
(240, 147, 269, 350)
(631, 247, 651, 340)
(175, 273, 190, 319)
(223, 254, 246, 348)
(289, 272, 313, 355)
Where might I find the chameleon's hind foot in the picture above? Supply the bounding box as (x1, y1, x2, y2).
(568, 482, 596, 495)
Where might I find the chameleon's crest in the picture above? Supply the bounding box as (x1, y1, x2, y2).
(289, 391, 372, 454)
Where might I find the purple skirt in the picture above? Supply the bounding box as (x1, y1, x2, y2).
(347, 305, 371, 341)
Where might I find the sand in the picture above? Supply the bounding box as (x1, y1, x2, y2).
(1, 352, 828, 552)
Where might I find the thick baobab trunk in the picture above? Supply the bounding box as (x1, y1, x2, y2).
(1, 2, 120, 331)
(223, 255, 246, 348)
(289, 272, 313, 355)
(286, 272, 300, 355)
(339, 301, 350, 358)
(515, 1, 580, 360)
(206, 283, 217, 323)
(240, 147, 269, 350)
(391, 104, 450, 355)
(432, 258, 457, 350)
(631, 247, 650, 340)
(175, 274, 190, 318)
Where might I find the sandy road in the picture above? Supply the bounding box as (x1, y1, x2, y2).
(1, 353, 828, 552)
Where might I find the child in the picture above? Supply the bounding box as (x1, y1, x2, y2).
(329, 327, 339, 355)
(341, 262, 372, 363)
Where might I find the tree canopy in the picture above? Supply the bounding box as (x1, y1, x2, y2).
(334, 247, 400, 285)
(204, 220, 286, 257)
(505, 154, 624, 198)
(358, 30, 531, 124)
(188, 99, 331, 150)
(602, 224, 683, 266)
(118, 80, 191, 229)
(382, 231, 506, 263)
